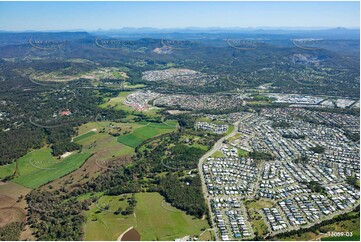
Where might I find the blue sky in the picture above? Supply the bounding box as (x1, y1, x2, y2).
(0, 1, 359, 31)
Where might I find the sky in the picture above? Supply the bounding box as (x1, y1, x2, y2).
(0, 1, 359, 31)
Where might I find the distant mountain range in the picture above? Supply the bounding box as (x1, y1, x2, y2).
(0, 27, 359, 47)
(0, 26, 359, 35)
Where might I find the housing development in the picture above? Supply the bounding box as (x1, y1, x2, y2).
(200, 109, 360, 240)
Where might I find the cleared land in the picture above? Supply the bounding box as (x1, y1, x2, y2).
(99, 91, 161, 116)
(43, 121, 176, 191)
(246, 199, 273, 237)
(84, 192, 209, 241)
(0, 182, 31, 234)
(42, 122, 138, 191)
(210, 150, 225, 158)
(238, 148, 249, 157)
(117, 121, 178, 148)
(0, 147, 90, 184)
(99, 91, 134, 112)
(13, 152, 91, 189)
(0, 147, 91, 189)
(73, 130, 96, 143)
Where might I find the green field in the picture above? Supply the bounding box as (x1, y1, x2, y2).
(74, 122, 145, 161)
(14, 152, 91, 189)
(247, 199, 274, 210)
(0, 147, 91, 189)
(123, 82, 146, 89)
(73, 130, 96, 143)
(228, 133, 241, 142)
(246, 199, 273, 237)
(117, 121, 177, 148)
(99, 91, 159, 116)
(99, 91, 133, 112)
(224, 124, 235, 135)
(84, 192, 209, 241)
(238, 148, 249, 157)
(251, 219, 269, 237)
(211, 150, 225, 158)
(0, 147, 59, 179)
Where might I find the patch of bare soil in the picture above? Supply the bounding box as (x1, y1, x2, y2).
(0, 207, 26, 227)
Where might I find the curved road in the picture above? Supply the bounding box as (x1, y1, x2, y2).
(198, 122, 239, 241)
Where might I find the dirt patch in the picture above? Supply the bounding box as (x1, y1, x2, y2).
(0, 182, 31, 235)
(0, 195, 16, 208)
(167, 110, 190, 115)
(119, 227, 141, 241)
(60, 151, 73, 159)
(0, 207, 26, 227)
(20, 224, 36, 241)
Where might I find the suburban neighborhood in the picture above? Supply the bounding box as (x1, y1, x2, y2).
(199, 109, 360, 240)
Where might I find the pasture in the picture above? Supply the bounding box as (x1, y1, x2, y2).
(0, 147, 59, 179)
(117, 121, 177, 148)
(83, 192, 209, 241)
(73, 130, 96, 143)
(0, 147, 91, 189)
(13, 152, 91, 188)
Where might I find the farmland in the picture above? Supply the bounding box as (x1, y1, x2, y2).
(0, 147, 91, 189)
(0, 182, 30, 230)
(41, 120, 177, 191)
(13, 152, 91, 188)
(73, 130, 96, 143)
(117, 121, 178, 148)
(83, 192, 209, 241)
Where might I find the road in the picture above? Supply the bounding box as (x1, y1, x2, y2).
(198, 121, 239, 241)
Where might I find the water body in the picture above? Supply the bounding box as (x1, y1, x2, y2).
(121, 228, 141, 241)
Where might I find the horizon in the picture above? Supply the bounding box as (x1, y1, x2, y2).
(1, 26, 360, 33)
(0, 1, 359, 31)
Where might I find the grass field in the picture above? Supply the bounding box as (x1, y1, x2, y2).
(84, 192, 209, 241)
(117, 121, 177, 148)
(246, 199, 273, 237)
(0, 147, 59, 179)
(251, 219, 269, 237)
(74, 122, 149, 160)
(13, 152, 91, 189)
(99, 91, 133, 112)
(0, 147, 91, 189)
(99, 91, 161, 116)
(224, 124, 235, 136)
(227, 133, 241, 142)
(211, 150, 225, 158)
(199, 230, 215, 241)
(123, 82, 146, 89)
(73, 130, 96, 143)
(247, 199, 274, 210)
(238, 148, 249, 157)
